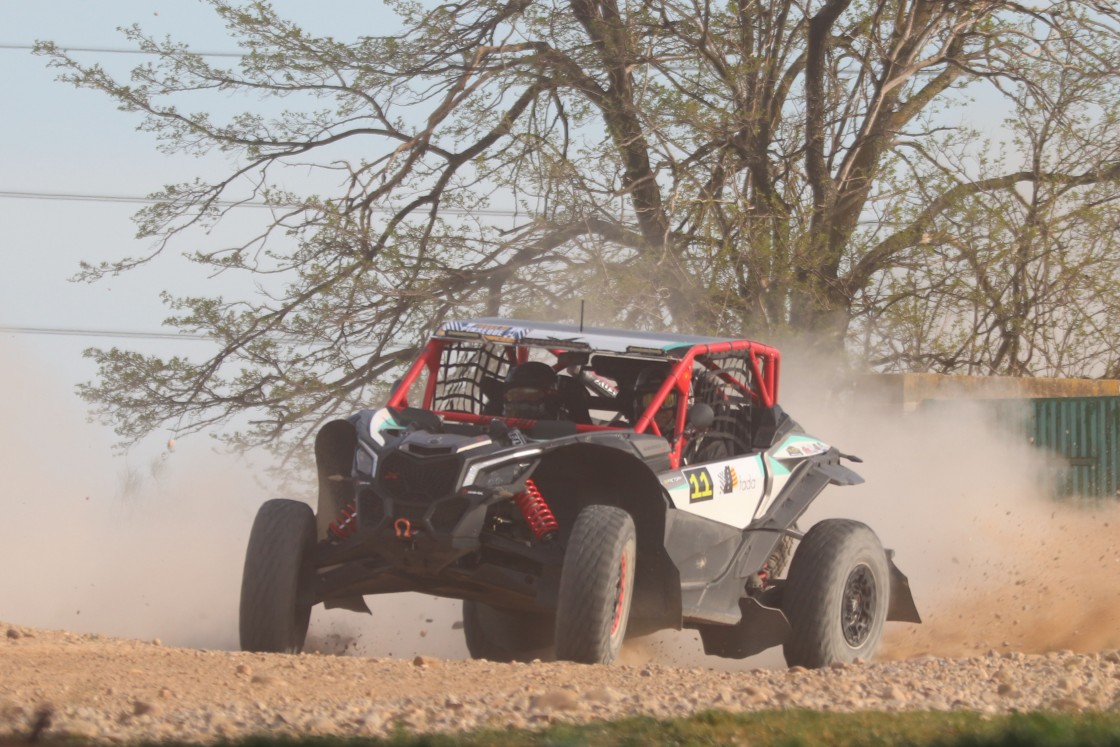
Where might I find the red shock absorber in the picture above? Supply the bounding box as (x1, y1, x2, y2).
(328, 502, 358, 542)
(513, 479, 559, 541)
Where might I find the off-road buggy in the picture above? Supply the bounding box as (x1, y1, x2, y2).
(239, 318, 920, 667)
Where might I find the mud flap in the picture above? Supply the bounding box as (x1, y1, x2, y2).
(697, 596, 791, 659)
(886, 554, 921, 623)
(815, 460, 865, 486)
(324, 595, 371, 614)
(315, 420, 358, 540)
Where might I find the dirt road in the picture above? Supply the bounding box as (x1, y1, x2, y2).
(4, 621, 1120, 743)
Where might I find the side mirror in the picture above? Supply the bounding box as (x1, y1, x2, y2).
(686, 403, 714, 431)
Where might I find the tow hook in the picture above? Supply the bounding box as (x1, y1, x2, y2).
(394, 518, 415, 539)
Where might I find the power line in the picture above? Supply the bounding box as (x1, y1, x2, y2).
(0, 325, 410, 355)
(0, 324, 313, 345)
(0, 42, 244, 58)
(0, 190, 162, 206)
(2, 40, 396, 58)
(0, 325, 213, 341)
(0, 189, 525, 217)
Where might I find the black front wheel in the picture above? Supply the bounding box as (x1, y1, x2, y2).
(239, 499, 316, 653)
(462, 600, 554, 662)
(554, 505, 636, 664)
(781, 519, 889, 668)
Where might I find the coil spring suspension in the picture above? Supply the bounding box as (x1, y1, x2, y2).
(513, 479, 559, 541)
(328, 502, 358, 542)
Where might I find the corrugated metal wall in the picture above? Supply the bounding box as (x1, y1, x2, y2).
(1031, 397, 1120, 498)
(988, 397, 1120, 498)
(918, 395, 1120, 497)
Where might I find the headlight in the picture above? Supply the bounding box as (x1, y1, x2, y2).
(476, 461, 535, 488)
(461, 448, 542, 489)
(355, 445, 378, 478)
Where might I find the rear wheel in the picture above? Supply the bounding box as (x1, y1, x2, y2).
(554, 505, 636, 664)
(239, 499, 316, 653)
(462, 600, 553, 662)
(782, 519, 889, 668)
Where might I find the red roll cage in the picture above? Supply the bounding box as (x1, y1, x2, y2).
(386, 337, 780, 470)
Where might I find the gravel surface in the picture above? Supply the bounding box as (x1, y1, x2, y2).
(4, 622, 1120, 743)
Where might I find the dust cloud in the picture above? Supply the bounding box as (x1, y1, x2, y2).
(0, 337, 466, 658)
(0, 335, 261, 648)
(843, 403, 1120, 659)
(781, 352, 1120, 661)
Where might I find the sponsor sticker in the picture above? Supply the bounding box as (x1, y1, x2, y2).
(780, 439, 828, 458)
(802, 440, 828, 456)
(719, 461, 758, 493)
(439, 321, 528, 341)
(720, 465, 739, 494)
(660, 473, 686, 490)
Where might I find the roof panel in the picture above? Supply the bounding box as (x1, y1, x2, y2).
(433, 317, 741, 356)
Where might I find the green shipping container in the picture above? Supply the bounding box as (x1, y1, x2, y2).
(989, 396, 1120, 498)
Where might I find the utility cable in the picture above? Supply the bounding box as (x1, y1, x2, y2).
(0, 190, 523, 217)
(0, 325, 214, 341)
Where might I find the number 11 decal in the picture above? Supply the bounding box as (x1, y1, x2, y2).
(684, 467, 714, 503)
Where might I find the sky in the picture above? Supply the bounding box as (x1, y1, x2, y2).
(1, 2, 397, 344)
(0, 1, 412, 466)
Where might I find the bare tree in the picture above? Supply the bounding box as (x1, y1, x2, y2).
(36, 0, 1120, 455)
(853, 31, 1120, 377)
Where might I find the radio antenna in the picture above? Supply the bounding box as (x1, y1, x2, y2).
(579, 300, 585, 332)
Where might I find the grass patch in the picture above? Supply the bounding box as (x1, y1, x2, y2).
(23, 711, 1120, 747)
(119, 711, 1120, 747)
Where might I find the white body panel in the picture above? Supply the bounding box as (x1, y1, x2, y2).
(661, 454, 767, 528)
(662, 434, 832, 529)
